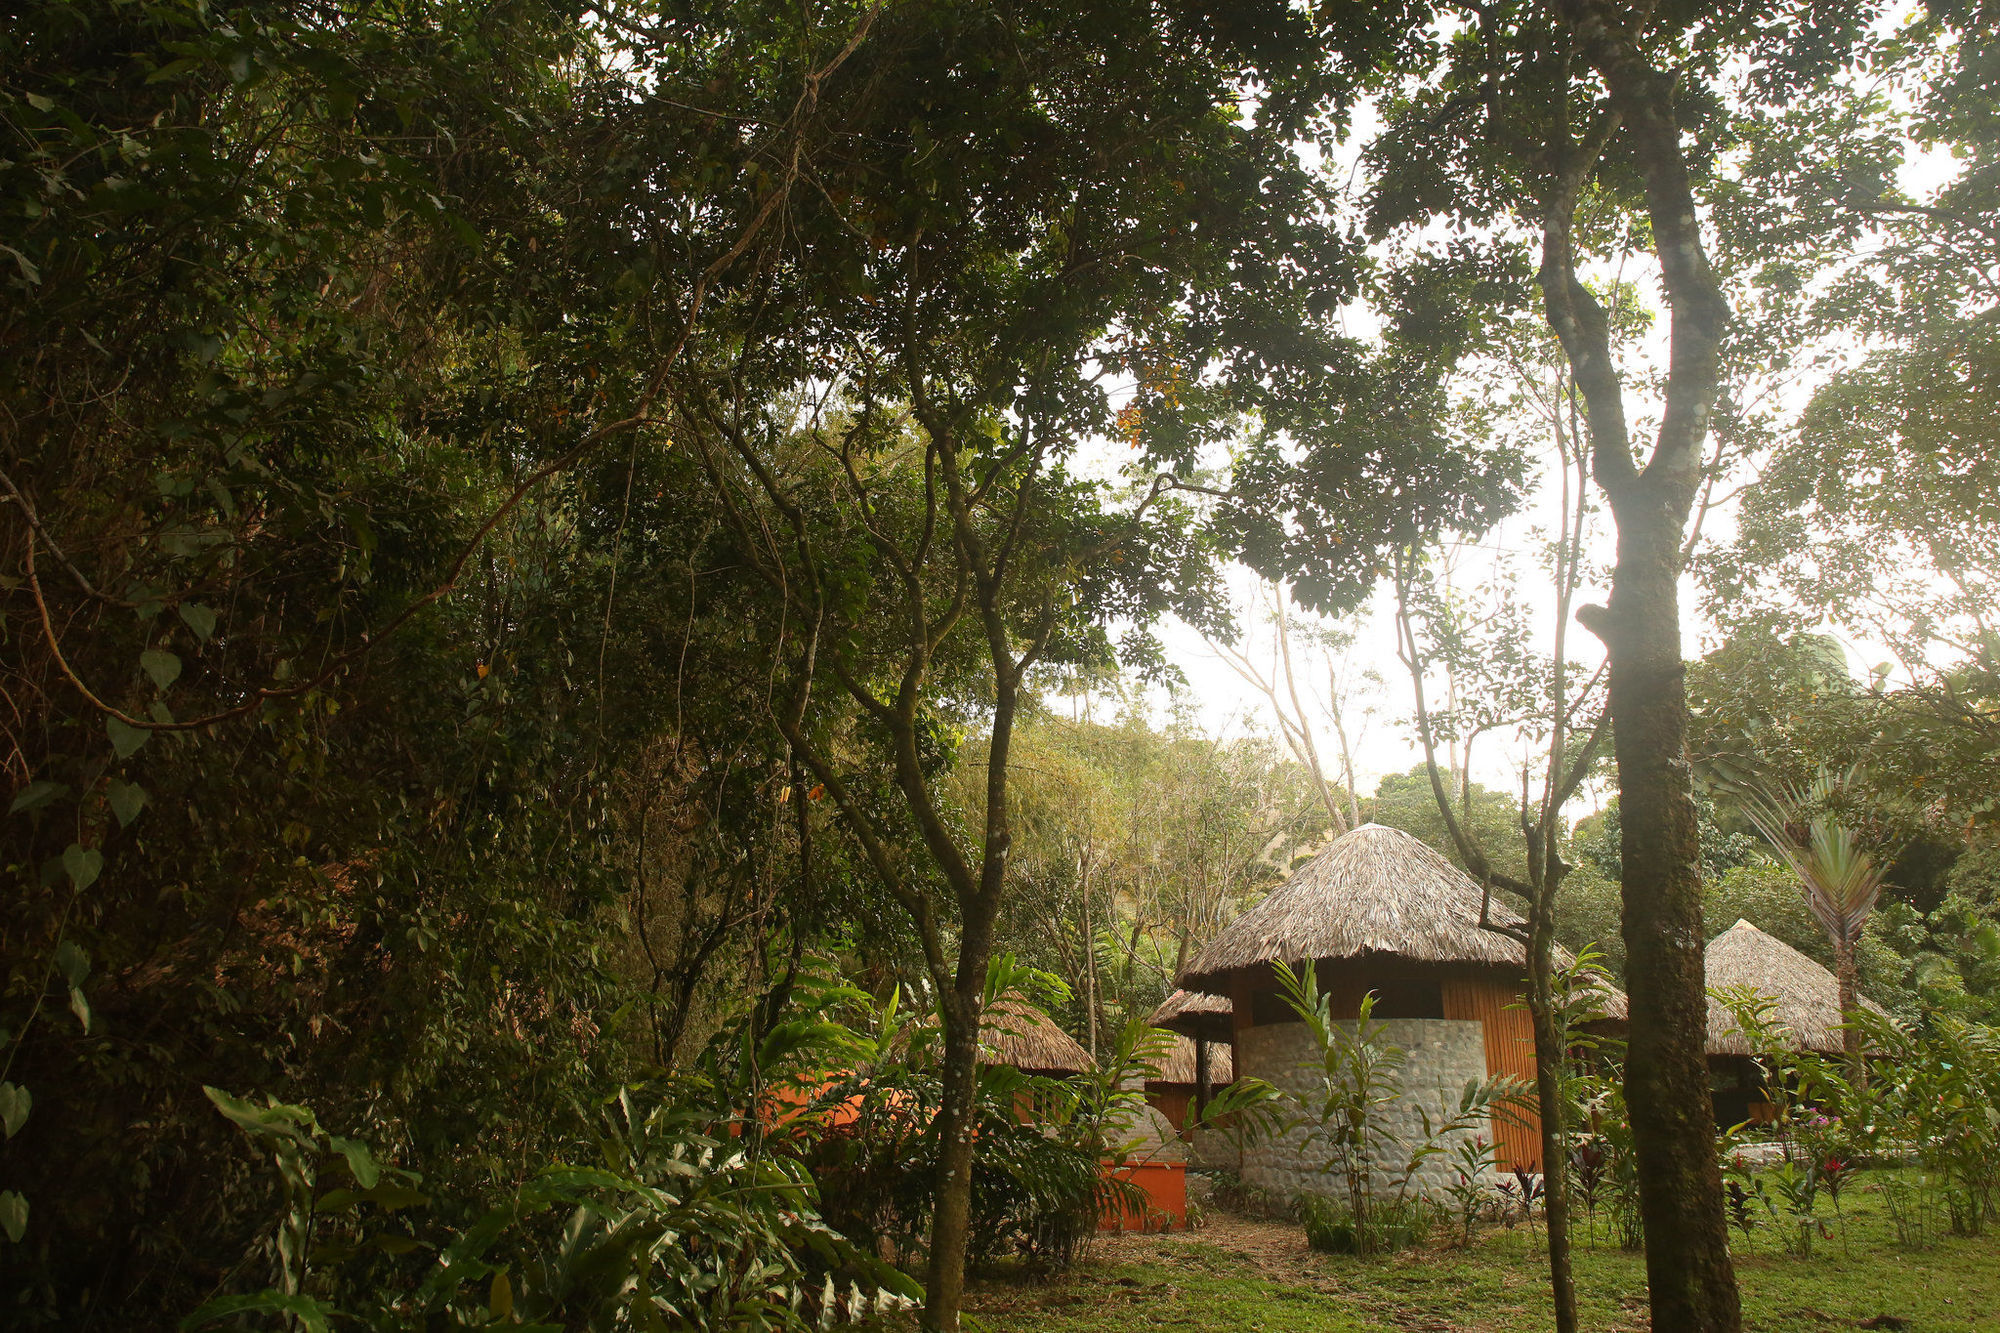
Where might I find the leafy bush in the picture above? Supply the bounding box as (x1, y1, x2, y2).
(1298, 1192, 1426, 1254)
(1443, 1136, 1499, 1246)
(1816, 1009, 2000, 1244)
(182, 986, 921, 1331)
(1569, 1077, 1643, 1251)
(795, 962, 1176, 1275)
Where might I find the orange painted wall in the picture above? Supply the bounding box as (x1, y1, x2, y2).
(1099, 1161, 1187, 1231)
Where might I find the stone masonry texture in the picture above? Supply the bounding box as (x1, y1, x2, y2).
(1237, 1018, 1494, 1203)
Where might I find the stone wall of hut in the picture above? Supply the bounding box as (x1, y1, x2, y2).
(1236, 1019, 1494, 1202)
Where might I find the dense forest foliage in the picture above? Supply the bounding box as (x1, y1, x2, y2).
(3, 0, 1996, 1329)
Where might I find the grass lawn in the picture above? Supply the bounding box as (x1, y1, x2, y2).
(949, 1175, 2000, 1332)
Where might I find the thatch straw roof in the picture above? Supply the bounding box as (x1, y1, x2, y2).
(979, 993, 1095, 1074)
(1574, 974, 1630, 1024)
(1146, 1032, 1234, 1086)
(1705, 919, 1885, 1057)
(1178, 823, 1532, 993)
(1147, 989, 1234, 1043)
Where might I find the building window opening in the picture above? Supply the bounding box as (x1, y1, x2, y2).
(1369, 979, 1444, 1019)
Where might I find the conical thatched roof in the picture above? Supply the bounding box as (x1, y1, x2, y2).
(1178, 823, 1531, 993)
(1146, 1032, 1234, 1086)
(1705, 919, 1885, 1057)
(1574, 973, 1630, 1024)
(1147, 989, 1234, 1043)
(979, 993, 1095, 1074)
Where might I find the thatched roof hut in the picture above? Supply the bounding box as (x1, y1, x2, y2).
(1170, 822, 1632, 1180)
(979, 993, 1095, 1075)
(1146, 989, 1233, 1043)
(1178, 823, 1531, 991)
(1705, 919, 1885, 1057)
(1148, 1032, 1234, 1086)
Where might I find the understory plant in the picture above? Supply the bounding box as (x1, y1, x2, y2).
(795, 961, 1117, 1273)
(1495, 1165, 1546, 1252)
(1444, 1136, 1500, 1247)
(1272, 961, 1523, 1255)
(1820, 1008, 2000, 1244)
(1569, 1075, 1643, 1251)
(187, 1072, 919, 1332)
(1551, 948, 1635, 1251)
(801, 958, 1280, 1272)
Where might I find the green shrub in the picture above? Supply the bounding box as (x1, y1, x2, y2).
(1298, 1192, 1427, 1254)
(182, 973, 923, 1331)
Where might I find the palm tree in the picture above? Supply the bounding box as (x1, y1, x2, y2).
(1738, 768, 1890, 1074)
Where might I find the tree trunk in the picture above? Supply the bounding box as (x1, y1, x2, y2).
(924, 984, 984, 1331)
(919, 637, 1019, 1331)
(1194, 1037, 1212, 1124)
(1600, 511, 1741, 1332)
(1836, 940, 1864, 1084)
(1083, 875, 1099, 1060)
(1526, 927, 1579, 1333)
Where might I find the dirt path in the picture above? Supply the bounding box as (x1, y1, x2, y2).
(1092, 1212, 1314, 1275)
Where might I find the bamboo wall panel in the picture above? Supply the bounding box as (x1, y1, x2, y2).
(1441, 973, 1541, 1170)
(1146, 1087, 1194, 1131)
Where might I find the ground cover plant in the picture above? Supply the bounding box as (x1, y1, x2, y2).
(947, 1173, 2000, 1333)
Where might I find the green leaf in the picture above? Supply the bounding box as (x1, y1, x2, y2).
(68, 987, 91, 1034)
(140, 648, 182, 691)
(489, 1270, 514, 1320)
(329, 1135, 381, 1189)
(362, 1181, 429, 1211)
(179, 1291, 332, 1333)
(145, 57, 204, 84)
(202, 1085, 315, 1142)
(8, 781, 67, 815)
(62, 844, 102, 891)
(0, 1082, 29, 1138)
(107, 779, 146, 827)
(0, 1191, 25, 1243)
(53, 941, 88, 988)
(107, 716, 149, 759)
(178, 603, 218, 641)
(1, 244, 40, 285)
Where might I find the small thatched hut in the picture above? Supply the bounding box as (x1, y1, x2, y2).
(1145, 990, 1232, 1125)
(1139, 1031, 1235, 1133)
(1704, 918, 1884, 1125)
(979, 993, 1095, 1077)
(1149, 988, 1233, 1043)
(1177, 822, 1551, 1196)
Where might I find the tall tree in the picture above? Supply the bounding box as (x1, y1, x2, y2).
(669, 3, 1366, 1322)
(1208, 583, 1369, 834)
(1700, 4, 2000, 831)
(1352, 4, 1879, 1324)
(1386, 320, 1607, 1333)
(0, 0, 900, 1314)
